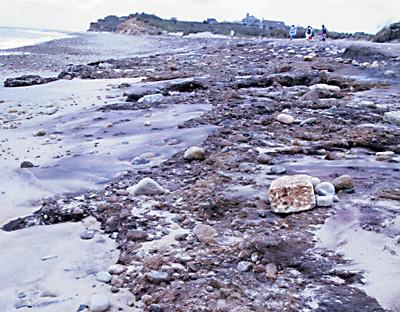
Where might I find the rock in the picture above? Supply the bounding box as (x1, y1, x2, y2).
(384, 70, 395, 77)
(333, 175, 354, 191)
(127, 177, 167, 195)
(183, 146, 206, 161)
(268, 175, 316, 213)
(309, 84, 340, 92)
(146, 271, 171, 284)
(95, 271, 112, 283)
(126, 229, 148, 241)
(90, 295, 111, 312)
(316, 195, 334, 207)
(311, 177, 321, 188)
(300, 117, 317, 127)
(376, 151, 395, 161)
(35, 129, 46, 137)
(257, 153, 273, 164)
(144, 121, 151, 126)
(108, 264, 126, 275)
(131, 156, 150, 166)
(193, 224, 217, 244)
(384, 111, 400, 126)
(80, 229, 95, 240)
(276, 113, 294, 124)
(270, 166, 286, 175)
(237, 261, 253, 272)
(315, 182, 336, 196)
(4, 75, 57, 88)
(303, 55, 314, 61)
(20, 161, 34, 168)
(265, 263, 278, 279)
(138, 93, 164, 104)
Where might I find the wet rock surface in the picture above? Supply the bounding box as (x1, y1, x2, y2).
(1, 35, 400, 311)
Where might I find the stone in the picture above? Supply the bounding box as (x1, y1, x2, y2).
(315, 182, 336, 196)
(131, 156, 150, 166)
(257, 153, 273, 164)
(35, 129, 46, 137)
(303, 55, 314, 61)
(300, 117, 317, 127)
(316, 195, 334, 207)
(149, 304, 164, 312)
(95, 271, 112, 283)
(4, 75, 57, 88)
(193, 224, 217, 244)
(108, 264, 126, 275)
(309, 84, 341, 93)
(276, 113, 294, 124)
(80, 229, 95, 240)
(384, 70, 395, 77)
(265, 263, 278, 279)
(183, 146, 206, 161)
(384, 111, 400, 126)
(138, 94, 164, 104)
(237, 261, 253, 272)
(20, 161, 34, 168)
(332, 175, 354, 191)
(311, 177, 321, 188)
(270, 166, 286, 175)
(126, 229, 148, 241)
(146, 271, 171, 284)
(269, 175, 316, 213)
(127, 177, 167, 196)
(89, 295, 111, 312)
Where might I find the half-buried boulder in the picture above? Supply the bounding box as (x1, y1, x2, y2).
(269, 175, 316, 214)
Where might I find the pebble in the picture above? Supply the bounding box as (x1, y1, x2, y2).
(270, 165, 286, 175)
(315, 182, 336, 196)
(95, 271, 112, 283)
(276, 113, 294, 124)
(20, 161, 34, 168)
(332, 175, 354, 191)
(127, 177, 167, 195)
(147, 271, 171, 284)
(265, 263, 278, 279)
(108, 264, 126, 275)
(237, 261, 253, 272)
(34, 129, 46, 137)
(89, 295, 111, 312)
(316, 195, 334, 207)
(183, 146, 206, 161)
(131, 156, 150, 165)
(193, 223, 217, 244)
(80, 229, 95, 240)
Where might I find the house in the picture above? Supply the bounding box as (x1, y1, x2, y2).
(204, 18, 218, 25)
(241, 13, 261, 27)
(260, 20, 286, 31)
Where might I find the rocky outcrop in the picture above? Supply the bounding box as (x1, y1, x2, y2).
(117, 17, 163, 36)
(374, 22, 400, 43)
(88, 15, 127, 32)
(4, 75, 57, 88)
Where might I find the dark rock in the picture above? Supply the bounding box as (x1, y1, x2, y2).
(4, 75, 58, 88)
(20, 161, 34, 168)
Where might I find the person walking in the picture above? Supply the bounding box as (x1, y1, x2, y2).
(305, 26, 313, 40)
(289, 25, 297, 40)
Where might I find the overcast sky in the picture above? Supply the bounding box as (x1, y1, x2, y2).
(0, 0, 399, 34)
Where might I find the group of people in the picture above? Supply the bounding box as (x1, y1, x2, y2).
(289, 25, 328, 41)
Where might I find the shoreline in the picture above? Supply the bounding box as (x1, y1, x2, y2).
(0, 33, 400, 311)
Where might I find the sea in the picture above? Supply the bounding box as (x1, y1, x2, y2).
(0, 26, 74, 51)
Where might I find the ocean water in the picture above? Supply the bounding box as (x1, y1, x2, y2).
(0, 26, 74, 50)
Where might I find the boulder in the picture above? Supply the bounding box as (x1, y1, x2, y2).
(4, 75, 57, 88)
(333, 175, 354, 191)
(20, 161, 34, 168)
(138, 94, 164, 104)
(184, 146, 206, 161)
(316, 195, 334, 207)
(384, 111, 400, 126)
(146, 271, 171, 284)
(95, 271, 112, 283)
(268, 175, 316, 213)
(127, 177, 167, 196)
(108, 264, 126, 275)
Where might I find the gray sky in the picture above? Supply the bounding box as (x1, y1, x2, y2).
(0, 0, 399, 33)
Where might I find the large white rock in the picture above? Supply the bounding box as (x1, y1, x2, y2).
(384, 111, 400, 126)
(309, 84, 341, 92)
(314, 182, 336, 196)
(90, 295, 111, 312)
(269, 175, 316, 213)
(184, 146, 206, 161)
(127, 177, 167, 196)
